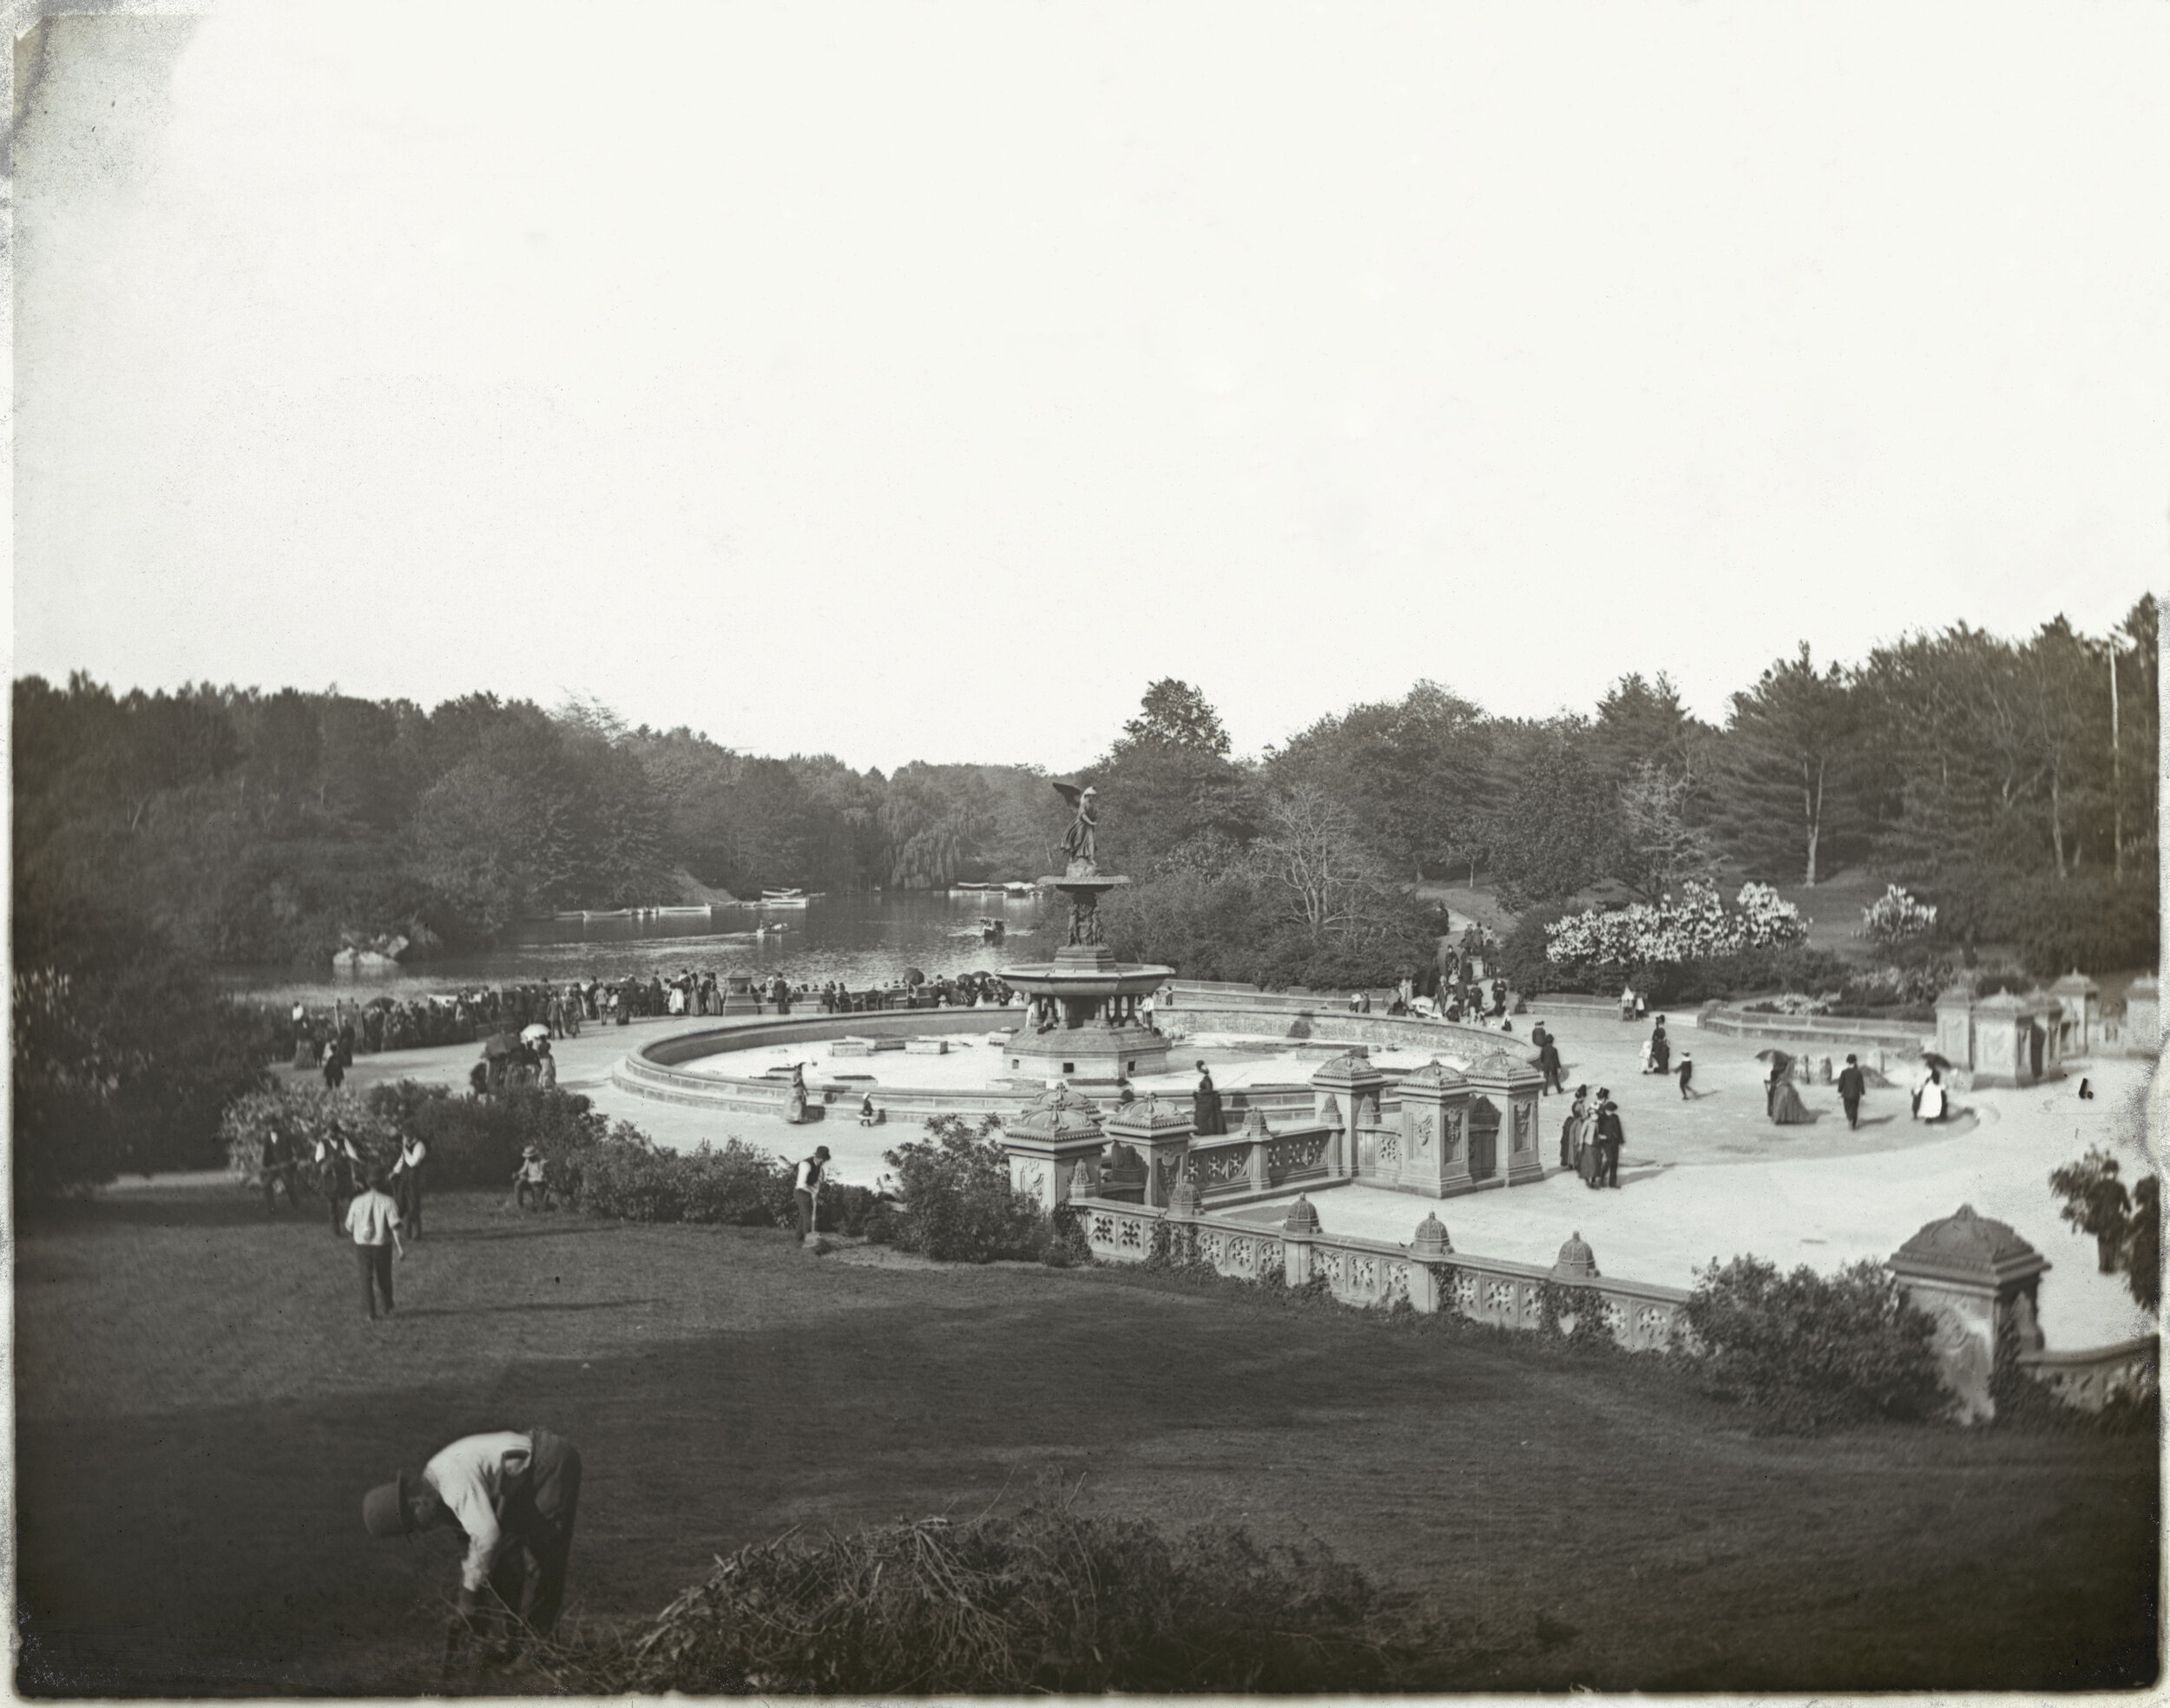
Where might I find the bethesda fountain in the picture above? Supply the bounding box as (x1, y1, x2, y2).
(994, 782, 1174, 1089)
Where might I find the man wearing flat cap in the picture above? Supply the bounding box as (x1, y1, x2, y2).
(363, 1428, 582, 1649)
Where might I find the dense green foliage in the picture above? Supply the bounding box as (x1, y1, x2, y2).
(1685, 1256, 1949, 1432)
(882, 1114, 1049, 1263)
(14, 907, 279, 1197)
(548, 1503, 1417, 1695)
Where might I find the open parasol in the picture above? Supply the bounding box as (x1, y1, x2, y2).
(1920, 1051, 1956, 1073)
(521, 1022, 550, 1044)
(1754, 1048, 1795, 1074)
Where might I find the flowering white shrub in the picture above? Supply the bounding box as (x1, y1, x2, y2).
(1743, 993, 1833, 1016)
(1544, 881, 1809, 969)
(1858, 884, 1937, 944)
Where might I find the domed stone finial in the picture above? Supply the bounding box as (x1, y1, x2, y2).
(1283, 1195, 1321, 1236)
(1551, 1230, 1599, 1284)
(1411, 1212, 1452, 1259)
(1890, 1203, 2048, 1287)
(1240, 1105, 1272, 1138)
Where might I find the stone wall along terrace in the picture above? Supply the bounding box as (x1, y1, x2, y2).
(1068, 1193, 1692, 1353)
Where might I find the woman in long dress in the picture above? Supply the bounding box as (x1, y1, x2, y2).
(1576, 1091, 1606, 1185)
(1560, 1087, 1589, 1171)
(1193, 1062, 1227, 1137)
(1766, 1057, 1812, 1125)
(1914, 1068, 1947, 1122)
(1649, 1018, 1671, 1074)
(785, 1062, 809, 1125)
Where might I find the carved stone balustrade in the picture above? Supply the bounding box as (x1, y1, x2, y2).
(1066, 1192, 1691, 1350)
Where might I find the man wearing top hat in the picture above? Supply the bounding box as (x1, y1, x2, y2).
(362, 1428, 582, 1651)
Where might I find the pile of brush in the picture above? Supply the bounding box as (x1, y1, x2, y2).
(540, 1499, 1428, 1694)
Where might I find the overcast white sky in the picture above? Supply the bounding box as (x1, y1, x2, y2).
(13, 1, 2169, 773)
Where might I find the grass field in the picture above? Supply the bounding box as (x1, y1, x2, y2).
(13, 1185, 2160, 1696)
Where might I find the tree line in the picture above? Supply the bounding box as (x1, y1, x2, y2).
(14, 595, 2155, 976)
(1081, 598, 2156, 983)
(12, 678, 1069, 965)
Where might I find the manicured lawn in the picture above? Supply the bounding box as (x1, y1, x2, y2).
(13, 1186, 2159, 1695)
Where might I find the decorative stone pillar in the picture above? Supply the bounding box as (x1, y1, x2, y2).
(1282, 1194, 1320, 1287)
(1310, 1050, 1389, 1181)
(1236, 1106, 1273, 1193)
(720, 972, 760, 1016)
(1968, 992, 2063, 1088)
(2048, 970, 2101, 1058)
(1100, 1094, 1194, 1210)
(1406, 1212, 1452, 1312)
(2024, 992, 2068, 1084)
(1934, 986, 1976, 1073)
(1392, 1060, 1474, 1197)
(1467, 1050, 1547, 1186)
(998, 1084, 1105, 1212)
(1887, 1204, 2051, 1425)
(2122, 976, 2161, 1057)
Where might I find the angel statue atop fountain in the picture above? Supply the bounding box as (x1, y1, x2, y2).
(1053, 782, 1098, 874)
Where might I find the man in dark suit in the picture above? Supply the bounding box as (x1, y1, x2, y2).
(1838, 1054, 1867, 1129)
(1533, 1026, 1564, 1094)
(1594, 1094, 1624, 1189)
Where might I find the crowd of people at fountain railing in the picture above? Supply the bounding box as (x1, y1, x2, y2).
(277, 969, 1026, 1065)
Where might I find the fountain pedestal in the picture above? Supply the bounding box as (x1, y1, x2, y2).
(1000, 870, 1172, 1090)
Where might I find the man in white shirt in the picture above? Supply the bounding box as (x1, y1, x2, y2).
(343, 1172, 405, 1319)
(362, 1428, 583, 1648)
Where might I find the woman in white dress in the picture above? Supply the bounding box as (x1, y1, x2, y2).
(1913, 1068, 1947, 1122)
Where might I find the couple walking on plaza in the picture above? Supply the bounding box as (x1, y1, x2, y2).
(1559, 1086, 1625, 1188)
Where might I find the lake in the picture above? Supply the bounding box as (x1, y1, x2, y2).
(220, 891, 1052, 1006)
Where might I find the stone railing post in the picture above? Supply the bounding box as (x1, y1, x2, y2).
(998, 1084, 1105, 1212)
(1934, 985, 1975, 1074)
(1407, 1212, 1452, 1312)
(1240, 1106, 1273, 1193)
(2123, 976, 2161, 1055)
(1888, 1204, 2050, 1424)
(1100, 1094, 1195, 1210)
(1282, 1194, 1320, 1286)
(1310, 1051, 1389, 1180)
(1390, 1060, 1474, 1198)
(1465, 1049, 1547, 1186)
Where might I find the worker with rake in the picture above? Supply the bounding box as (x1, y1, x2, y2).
(363, 1428, 583, 1667)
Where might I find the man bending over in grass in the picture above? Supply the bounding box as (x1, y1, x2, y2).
(364, 1429, 583, 1659)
